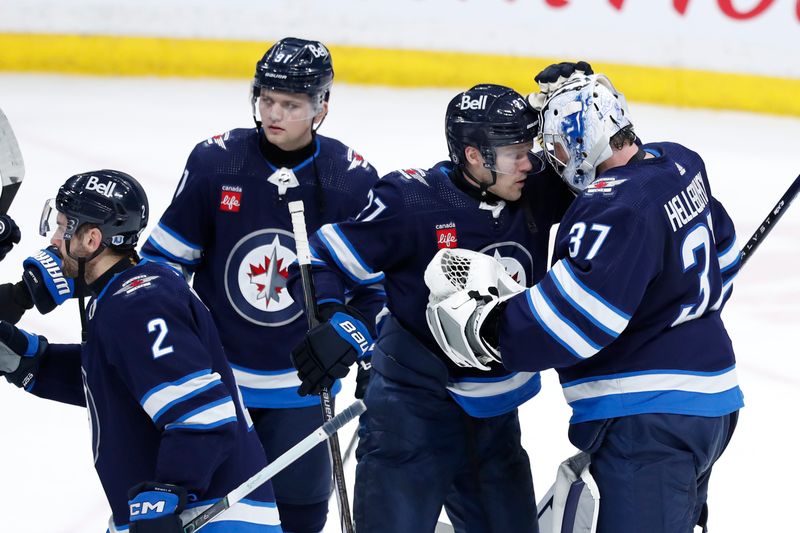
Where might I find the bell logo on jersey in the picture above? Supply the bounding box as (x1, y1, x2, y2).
(436, 222, 458, 249)
(220, 185, 242, 212)
(460, 94, 488, 110)
(85, 176, 117, 198)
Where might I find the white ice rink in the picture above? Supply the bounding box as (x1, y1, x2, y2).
(0, 74, 798, 532)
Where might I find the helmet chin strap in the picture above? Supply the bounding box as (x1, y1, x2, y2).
(65, 238, 106, 344)
(460, 165, 501, 201)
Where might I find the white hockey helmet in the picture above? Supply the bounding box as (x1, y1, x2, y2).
(540, 74, 631, 192)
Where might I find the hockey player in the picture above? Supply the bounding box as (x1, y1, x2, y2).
(287, 84, 574, 532)
(0, 170, 282, 532)
(140, 37, 380, 532)
(426, 74, 742, 533)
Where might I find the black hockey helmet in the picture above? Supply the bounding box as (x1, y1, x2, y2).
(253, 37, 334, 106)
(445, 84, 538, 169)
(53, 169, 149, 250)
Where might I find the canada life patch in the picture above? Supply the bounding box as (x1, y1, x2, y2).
(220, 185, 242, 212)
(436, 222, 458, 249)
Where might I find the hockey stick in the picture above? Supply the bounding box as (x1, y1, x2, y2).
(342, 429, 359, 468)
(182, 399, 366, 532)
(288, 200, 355, 533)
(0, 108, 25, 214)
(739, 174, 800, 267)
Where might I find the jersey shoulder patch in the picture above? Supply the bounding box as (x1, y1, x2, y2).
(204, 131, 231, 150)
(582, 176, 628, 197)
(393, 168, 429, 187)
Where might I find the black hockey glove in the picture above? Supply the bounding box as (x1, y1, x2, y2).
(0, 320, 48, 390)
(21, 246, 75, 314)
(0, 214, 21, 262)
(355, 354, 372, 400)
(128, 482, 188, 533)
(528, 61, 594, 111)
(0, 281, 34, 324)
(292, 305, 374, 397)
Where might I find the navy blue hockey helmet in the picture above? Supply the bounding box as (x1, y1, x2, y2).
(48, 169, 149, 250)
(445, 84, 539, 169)
(253, 37, 334, 107)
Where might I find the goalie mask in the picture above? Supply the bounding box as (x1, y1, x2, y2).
(251, 37, 334, 126)
(540, 75, 631, 192)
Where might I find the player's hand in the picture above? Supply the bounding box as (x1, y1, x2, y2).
(355, 352, 372, 400)
(528, 61, 594, 111)
(0, 281, 34, 324)
(0, 214, 21, 262)
(128, 482, 187, 533)
(291, 309, 373, 396)
(0, 320, 47, 389)
(22, 246, 75, 313)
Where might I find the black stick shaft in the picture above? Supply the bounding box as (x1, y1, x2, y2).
(740, 174, 800, 267)
(289, 200, 355, 533)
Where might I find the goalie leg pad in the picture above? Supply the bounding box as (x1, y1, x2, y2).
(536, 452, 599, 533)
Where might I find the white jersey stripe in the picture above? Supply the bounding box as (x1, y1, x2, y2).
(551, 260, 630, 336)
(447, 371, 538, 398)
(528, 286, 600, 360)
(318, 224, 383, 284)
(562, 367, 739, 403)
(141, 370, 222, 423)
(147, 222, 203, 264)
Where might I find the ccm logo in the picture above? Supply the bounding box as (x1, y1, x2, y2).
(85, 176, 117, 197)
(340, 320, 370, 354)
(130, 501, 166, 516)
(460, 94, 487, 110)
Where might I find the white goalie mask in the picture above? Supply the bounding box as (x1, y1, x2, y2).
(540, 75, 631, 193)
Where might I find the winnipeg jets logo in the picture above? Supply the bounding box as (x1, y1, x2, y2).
(247, 237, 290, 305)
(113, 274, 160, 296)
(479, 242, 534, 287)
(398, 168, 428, 186)
(584, 177, 628, 197)
(205, 131, 230, 150)
(347, 148, 370, 171)
(225, 229, 302, 327)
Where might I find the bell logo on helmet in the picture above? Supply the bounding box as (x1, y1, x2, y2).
(85, 176, 117, 198)
(307, 44, 328, 58)
(460, 94, 488, 111)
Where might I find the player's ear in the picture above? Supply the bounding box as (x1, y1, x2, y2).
(464, 145, 483, 167)
(313, 101, 329, 128)
(86, 227, 104, 253)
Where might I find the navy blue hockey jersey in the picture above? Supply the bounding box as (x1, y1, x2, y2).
(295, 161, 572, 417)
(31, 261, 280, 531)
(141, 128, 380, 408)
(500, 143, 744, 423)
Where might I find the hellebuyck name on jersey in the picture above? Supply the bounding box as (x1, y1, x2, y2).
(499, 142, 744, 424)
(141, 128, 380, 408)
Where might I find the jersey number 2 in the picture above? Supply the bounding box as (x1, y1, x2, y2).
(147, 318, 175, 358)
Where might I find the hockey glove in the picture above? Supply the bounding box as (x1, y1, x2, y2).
(0, 214, 21, 262)
(22, 246, 75, 314)
(128, 482, 188, 533)
(424, 248, 525, 370)
(0, 281, 33, 324)
(527, 61, 594, 111)
(292, 309, 374, 397)
(0, 320, 47, 390)
(355, 350, 373, 400)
